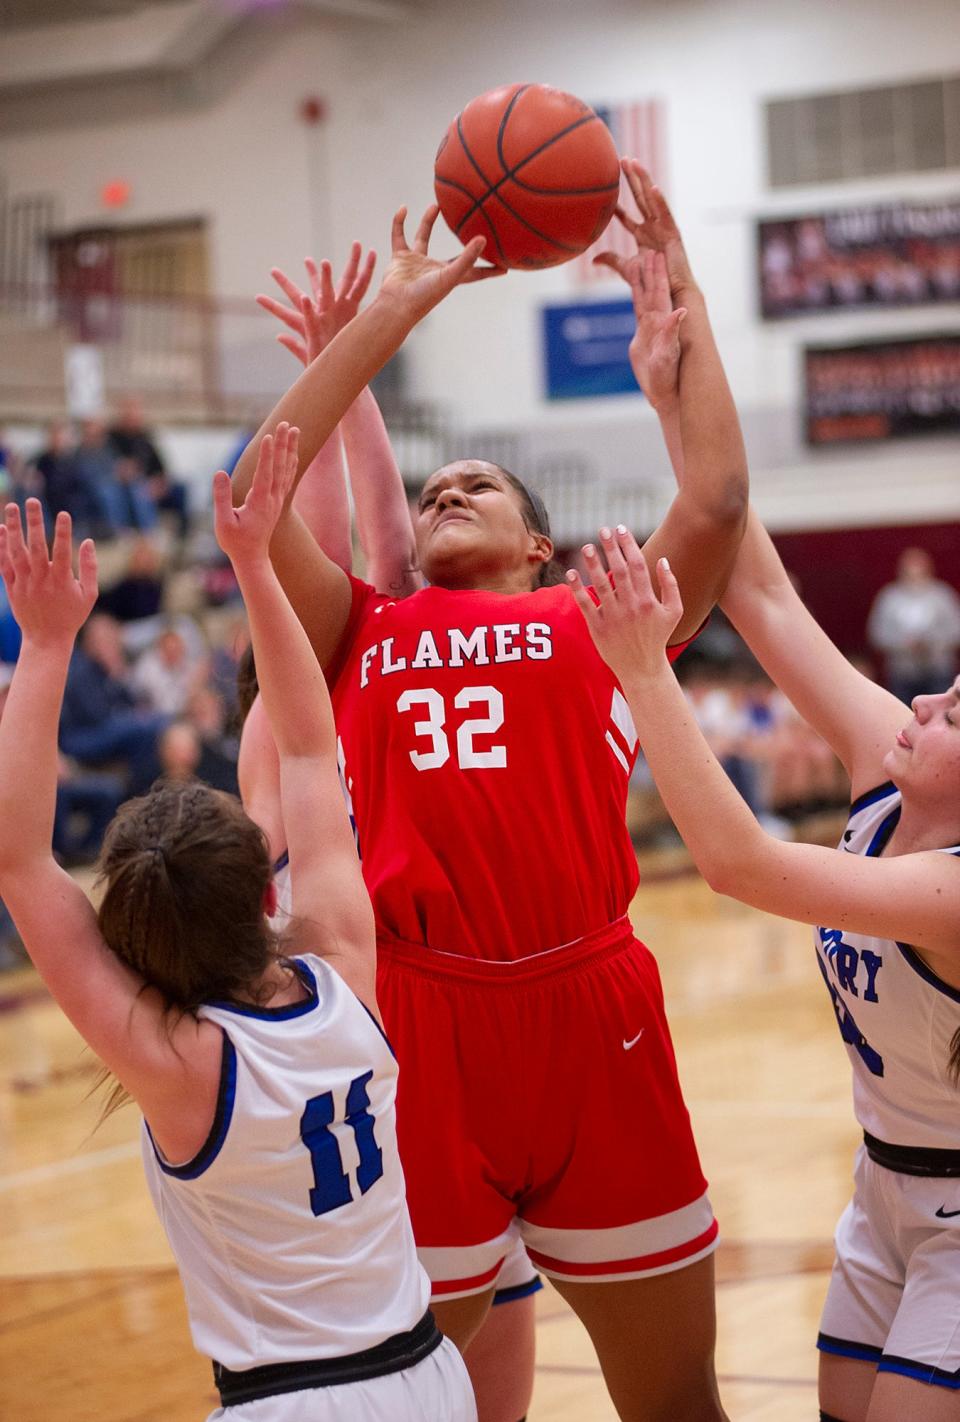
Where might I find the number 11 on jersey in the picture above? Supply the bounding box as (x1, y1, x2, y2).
(300, 1070, 384, 1216)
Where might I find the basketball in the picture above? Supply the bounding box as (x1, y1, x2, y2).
(434, 83, 621, 270)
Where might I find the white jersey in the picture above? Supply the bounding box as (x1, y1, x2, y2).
(141, 953, 430, 1371)
(815, 782, 960, 1149)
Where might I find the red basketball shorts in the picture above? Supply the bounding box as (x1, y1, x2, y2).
(377, 914, 717, 1300)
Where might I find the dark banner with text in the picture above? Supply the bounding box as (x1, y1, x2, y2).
(759, 199, 960, 318)
(805, 334, 960, 445)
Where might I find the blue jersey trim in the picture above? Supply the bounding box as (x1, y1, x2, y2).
(849, 781, 897, 815)
(272, 849, 289, 875)
(896, 942, 960, 1004)
(358, 999, 397, 1060)
(865, 805, 901, 858)
(148, 1032, 238, 1179)
(206, 959, 319, 1019)
(878, 1355, 960, 1389)
(816, 1332, 883, 1363)
(492, 1275, 543, 1306)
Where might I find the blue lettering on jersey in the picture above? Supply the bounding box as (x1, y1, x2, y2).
(819, 928, 883, 1002)
(300, 1070, 384, 1217)
(816, 949, 884, 1077)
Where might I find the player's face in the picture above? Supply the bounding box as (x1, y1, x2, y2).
(886, 678, 960, 801)
(415, 461, 548, 589)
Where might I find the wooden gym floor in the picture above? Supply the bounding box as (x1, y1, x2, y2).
(0, 851, 858, 1421)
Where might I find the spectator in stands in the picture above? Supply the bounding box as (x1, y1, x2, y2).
(187, 686, 240, 793)
(53, 754, 124, 866)
(75, 416, 156, 534)
(97, 536, 167, 623)
(867, 546, 960, 705)
(33, 421, 104, 536)
(108, 395, 190, 541)
(158, 707, 238, 796)
(208, 612, 249, 720)
(59, 611, 168, 795)
(130, 623, 208, 716)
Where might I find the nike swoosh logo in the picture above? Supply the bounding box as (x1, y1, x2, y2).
(936, 1205, 960, 1219)
(622, 1029, 645, 1051)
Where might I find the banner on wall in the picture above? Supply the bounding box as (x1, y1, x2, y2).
(759, 199, 960, 319)
(804, 334, 960, 445)
(542, 298, 639, 400)
(572, 99, 666, 287)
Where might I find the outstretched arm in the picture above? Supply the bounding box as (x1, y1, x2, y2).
(214, 426, 377, 1009)
(236, 211, 496, 666)
(569, 528, 960, 958)
(619, 219, 906, 788)
(260, 246, 420, 598)
(595, 162, 748, 641)
(720, 509, 908, 792)
(0, 505, 222, 1138)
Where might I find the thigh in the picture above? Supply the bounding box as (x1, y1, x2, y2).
(818, 1353, 878, 1422)
(867, 1372, 960, 1422)
(432, 1289, 496, 1355)
(464, 1291, 537, 1422)
(376, 958, 518, 1300)
(552, 1255, 727, 1422)
(817, 1157, 903, 1376)
(519, 939, 716, 1282)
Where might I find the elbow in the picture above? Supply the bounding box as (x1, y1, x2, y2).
(708, 471, 749, 530)
(697, 845, 752, 899)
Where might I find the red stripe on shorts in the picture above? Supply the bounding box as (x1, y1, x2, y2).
(428, 1257, 506, 1296)
(525, 1220, 719, 1277)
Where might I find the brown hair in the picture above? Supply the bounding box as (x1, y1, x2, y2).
(97, 779, 276, 1008)
(92, 779, 281, 1116)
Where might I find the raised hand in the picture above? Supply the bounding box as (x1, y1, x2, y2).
(622, 249, 685, 409)
(213, 422, 300, 566)
(567, 525, 683, 681)
(257, 243, 378, 366)
(595, 158, 696, 301)
(378, 205, 504, 321)
(0, 501, 97, 647)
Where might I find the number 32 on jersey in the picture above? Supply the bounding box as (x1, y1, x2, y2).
(397, 686, 505, 770)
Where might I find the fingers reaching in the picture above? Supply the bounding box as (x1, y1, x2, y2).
(77, 539, 98, 604)
(391, 206, 410, 255)
(412, 205, 440, 254)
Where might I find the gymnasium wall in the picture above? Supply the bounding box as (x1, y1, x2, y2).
(0, 0, 959, 533)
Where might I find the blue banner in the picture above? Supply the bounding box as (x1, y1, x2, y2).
(542, 299, 640, 400)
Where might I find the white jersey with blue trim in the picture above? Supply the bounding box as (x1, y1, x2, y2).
(815, 782, 960, 1149)
(141, 953, 429, 1370)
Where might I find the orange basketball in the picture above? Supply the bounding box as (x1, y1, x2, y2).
(434, 83, 620, 270)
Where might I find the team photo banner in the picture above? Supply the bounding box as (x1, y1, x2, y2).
(804, 334, 960, 445)
(759, 199, 960, 319)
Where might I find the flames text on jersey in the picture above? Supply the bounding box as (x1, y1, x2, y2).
(358, 623, 554, 689)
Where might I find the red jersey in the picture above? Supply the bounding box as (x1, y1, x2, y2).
(330, 578, 687, 961)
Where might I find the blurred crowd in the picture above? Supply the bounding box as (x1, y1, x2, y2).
(0, 406, 248, 966)
(630, 546, 960, 845)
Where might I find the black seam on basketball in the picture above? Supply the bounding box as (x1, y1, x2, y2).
(454, 113, 500, 234)
(508, 177, 620, 196)
(435, 174, 484, 204)
(472, 204, 508, 265)
(446, 110, 611, 249)
(496, 85, 530, 174)
(485, 185, 581, 253)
